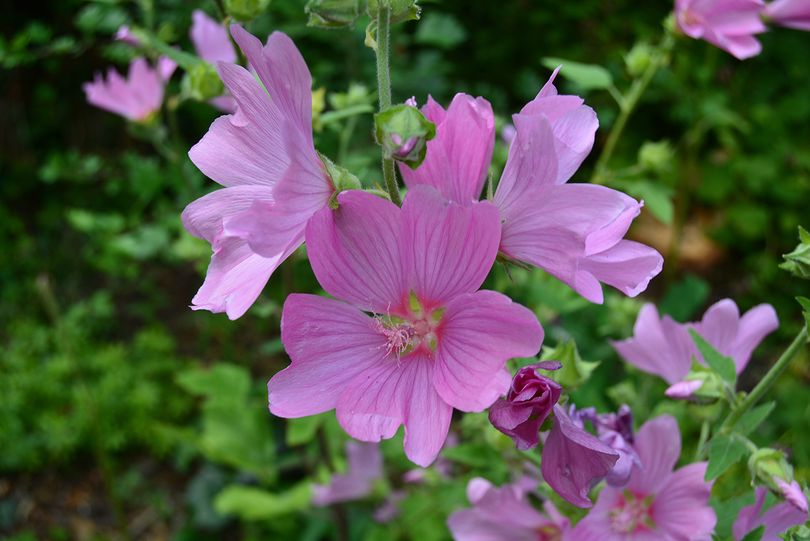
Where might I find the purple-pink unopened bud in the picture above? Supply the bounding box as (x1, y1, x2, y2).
(776, 478, 809, 514)
(665, 379, 704, 399)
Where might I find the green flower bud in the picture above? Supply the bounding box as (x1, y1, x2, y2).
(223, 0, 271, 21)
(374, 104, 435, 168)
(367, 0, 421, 24)
(748, 448, 794, 491)
(780, 226, 810, 280)
(305, 0, 362, 28)
(183, 62, 225, 102)
(625, 42, 653, 78)
(638, 140, 674, 174)
(541, 340, 600, 390)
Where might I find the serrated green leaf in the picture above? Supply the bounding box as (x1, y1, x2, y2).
(740, 525, 765, 541)
(734, 401, 775, 436)
(214, 483, 311, 521)
(706, 434, 748, 480)
(690, 329, 737, 384)
(541, 57, 613, 91)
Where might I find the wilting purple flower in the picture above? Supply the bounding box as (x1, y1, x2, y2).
(267, 187, 543, 466)
(447, 477, 571, 541)
(182, 26, 335, 319)
(764, 0, 810, 30)
(613, 299, 778, 395)
(312, 441, 383, 506)
(541, 405, 620, 508)
(675, 0, 767, 60)
(400, 71, 662, 304)
(488, 362, 562, 450)
(190, 10, 238, 112)
(83, 56, 176, 122)
(733, 486, 808, 541)
(570, 416, 716, 541)
(579, 405, 641, 487)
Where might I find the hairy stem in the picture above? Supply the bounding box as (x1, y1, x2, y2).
(375, 2, 402, 205)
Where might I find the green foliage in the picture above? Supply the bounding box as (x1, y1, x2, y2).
(541, 57, 613, 91)
(706, 434, 749, 481)
(690, 329, 737, 384)
(214, 483, 312, 520)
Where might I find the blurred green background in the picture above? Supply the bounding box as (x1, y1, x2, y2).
(2, 1, 809, 540)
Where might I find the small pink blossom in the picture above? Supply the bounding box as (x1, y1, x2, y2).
(675, 0, 767, 59)
(312, 441, 383, 506)
(733, 486, 808, 540)
(267, 187, 543, 466)
(447, 477, 571, 541)
(570, 415, 716, 541)
(83, 56, 175, 122)
(764, 0, 810, 30)
(182, 26, 334, 319)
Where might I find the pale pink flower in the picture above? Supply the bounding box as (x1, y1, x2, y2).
(182, 26, 334, 319)
(764, 0, 810, 30)
(267, 187, 543, 466)
(190, 10, 238, 112)
(447, 477, 571, 541)
(83, 56, 176, 121)
(400, 71, 663, 304)
(676, 0, 767, 59)
(312, 441, 383, 506)
(613, 299, 778, 393)
(733, 486, 808, 540)
(570, 415, 716, 541)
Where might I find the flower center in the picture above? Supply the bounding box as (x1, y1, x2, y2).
(609, 491, 654, 534)
(536, 525, 562, 541)
(374, 293, 444, 358)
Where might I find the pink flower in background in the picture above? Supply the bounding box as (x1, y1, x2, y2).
(541, 405, 619, 508)
(190, 10, 238, 112)
(612, 299, 778, 395)
(401, 71, 663, 304)
(764, 0, 810, 30)
(577, 405, 641, 488)
(267, 187, 543, 466)
(114, 25, 140, 46)
(182, 25, 334, 319)
(488, 361, 562, 450)
(447, 477, 571, 541)
(675, 0, 767, 59)
(83, 56, 176, 121)
(570, 415, 716, 540)
(312, 441, 383, 506)
(733, 487, 808, 540)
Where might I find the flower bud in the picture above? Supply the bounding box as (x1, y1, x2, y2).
(637, 140, 674, 173)
(780, 226, 810, 280)
(749, 448, 793, 491)
(775, 478, 809, 514)
(183, 62, 225, 102)
(542, 340, 599, 390)
(305, 0, 362, 28)
(223, 0, 270, 21)
(624, 42, 653, 78)
(374, 104, 435, 168)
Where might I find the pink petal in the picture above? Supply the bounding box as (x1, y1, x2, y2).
(665, 379, 704, 399)
(733, 487, 809, 541)
(306, 191, 406, 313)
(577, 239, 664, 303)
(181, 184, 275, 243)
(694, 298, 741, 358)
(765, 0, 810, 30)
(269, 294, 387, 417)
(467, 477, 494, 504)
(433, 291, 543, 412)
(401, 186, 500, 307)
(312, 441, 383, 506)
(652, 463, 716, 540)
(731, 303, 779, 373)
(402, 353, 454, 467)
(190, 10, 237, 64)
(628, 415, 681, 495)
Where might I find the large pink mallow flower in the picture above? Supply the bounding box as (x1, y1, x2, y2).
(182, 26, 335, 319)
(764, 0, 810, 30)
(447, 477, 571, 541)
(570, 415, 716, 541)
(399, 71, 663, 304)
(267, 187, 543, 467)
(83, 56, 176, 122)
(190, 10, 239, 112)
(675, 0, 767, 60)
(733, 487, 808, 541)
(612, 299, 778, 394)
(312, 441, 383, 506)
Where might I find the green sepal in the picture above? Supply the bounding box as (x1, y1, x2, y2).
(374, 104, 436, 168)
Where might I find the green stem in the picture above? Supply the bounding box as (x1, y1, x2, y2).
(694, 419, 710, 461)
(374, 2, 401, 206)
(720, 326, 808, 432)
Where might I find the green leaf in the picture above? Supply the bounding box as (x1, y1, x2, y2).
(659, 274, 710, 321)
(541, 57, 613, 91)
(689, 329, 737, 384)
(214, 483, 311, 521)
(797, 297, 810, 337)
(740, 525, 765, 541)
(734, 401, 775, 436)
(706, 434, 748, 480)
(624, 181, 674, 224)
(414, 13, 466, 49)
(286, 413, 327, 446)
(176, 364, 251, 403)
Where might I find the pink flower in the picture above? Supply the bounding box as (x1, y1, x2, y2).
(764, 0, 810, 30)
(190, 10, 238, 112)
(675, 0, 767, 60)
(613, 299, 778, 392)
(267, 187, 543, 466)
(541, 405, 620, 508)
(775, 478, 809, 514)
(312, 441, 383, 506)
(83, 56, 176, 121)
(447, 477, 571, 541)
(578, 405, 641, 488)
(570, 415, 716, 540)
(400, 71, 663, 304)
(488, 361, 562, 450)
(182, 26, 334, 319)
(733, 487, 808, 540)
